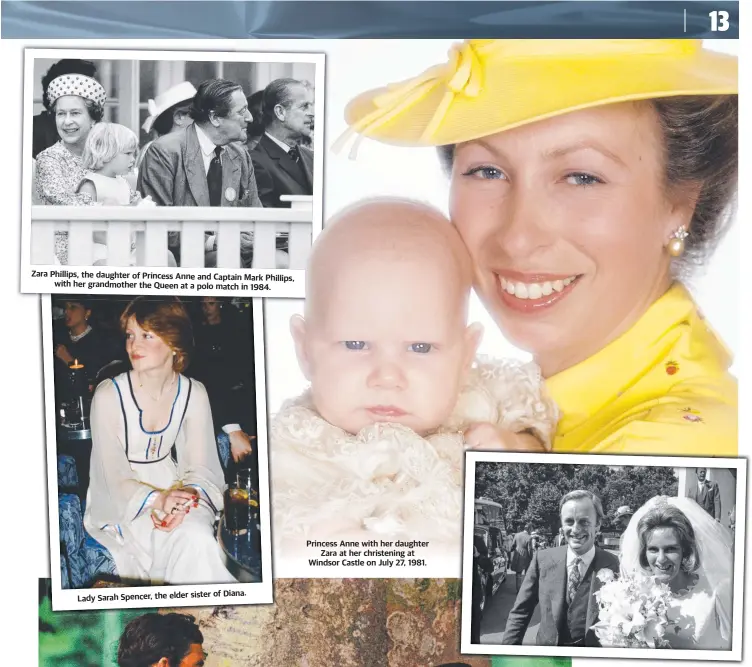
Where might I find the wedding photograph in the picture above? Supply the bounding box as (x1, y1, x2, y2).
(460, 453, 745, 661)
(42, 294, 272, 610)
(22, 49, 324, 288)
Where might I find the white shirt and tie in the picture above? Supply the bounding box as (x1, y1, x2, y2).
(265, 131, 292, 153)
(566, 545, 595, 603)
(195, 124, 222, 173)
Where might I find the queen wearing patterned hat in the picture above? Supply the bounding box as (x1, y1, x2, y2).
(35, 73, 108, 263)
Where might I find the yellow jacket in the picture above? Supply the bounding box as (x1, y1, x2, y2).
(547, 284, 737, 456)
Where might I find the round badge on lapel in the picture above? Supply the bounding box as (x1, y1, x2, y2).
(224, 187, 237, 202)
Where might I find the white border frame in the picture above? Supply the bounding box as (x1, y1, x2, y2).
(21, 48, 326, 297)
(460, 452, 746, 661)
(43, 295, 274, 611)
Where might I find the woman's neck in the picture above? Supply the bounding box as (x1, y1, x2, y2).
(69, 322, 89, 337)
(535, 278, 675, 378)
(64, 141, 85, 157)
(669, 570, 694, 595)
(135, 366, 175, 396)
(205, 313, 222, 326)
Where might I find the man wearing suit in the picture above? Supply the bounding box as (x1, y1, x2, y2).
(251, 78, 314, 208)
(687, 467, 722, 521)
(509, 524, 533, 593)
(138, 79, 262, 266)
(139, 78, 261, 208)
(502, 490, 619, 647)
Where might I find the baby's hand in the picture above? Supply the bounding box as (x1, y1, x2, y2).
(134, 195, 157, 208)
(464, 422, 547, 452)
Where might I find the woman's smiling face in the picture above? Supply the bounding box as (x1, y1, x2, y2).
(645, 526, 684, 583)
(449, 102, 695, 376)
(54, 95, 95, 149)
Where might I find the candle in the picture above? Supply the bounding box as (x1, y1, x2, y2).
(69, 359, 84, 370)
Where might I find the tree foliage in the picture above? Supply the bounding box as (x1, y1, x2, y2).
(475, 463, 678, 536)
(39, 580, 155, 667)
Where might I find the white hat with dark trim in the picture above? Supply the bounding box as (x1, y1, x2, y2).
(142, 81, 197, 134)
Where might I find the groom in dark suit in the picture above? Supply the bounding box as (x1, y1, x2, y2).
(502, 490, 619, 647)
(251, 78, 314, 208)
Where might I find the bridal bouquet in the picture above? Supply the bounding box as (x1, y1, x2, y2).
(591, 568, 675, 648)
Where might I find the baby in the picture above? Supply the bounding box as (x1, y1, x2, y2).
(272, 199, 557, 545)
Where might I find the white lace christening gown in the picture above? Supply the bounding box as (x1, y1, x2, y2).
(83, 372, 235, 585)
(271, 357, 558, 551)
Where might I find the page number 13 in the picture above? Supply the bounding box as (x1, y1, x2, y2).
(709, 10, 730, 31)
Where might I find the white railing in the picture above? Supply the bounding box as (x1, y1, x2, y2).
(30, 199, 314, 269)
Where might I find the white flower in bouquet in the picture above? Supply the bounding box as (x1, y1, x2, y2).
(591, 568, 675, 648)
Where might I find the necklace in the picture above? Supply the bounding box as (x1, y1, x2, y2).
(69, 325, 92, 342)
(137, 371, 176, 402)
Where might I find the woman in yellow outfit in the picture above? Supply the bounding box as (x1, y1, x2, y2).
(337, 39, 738, 457)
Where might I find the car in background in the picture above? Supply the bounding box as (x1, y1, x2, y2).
(599, 531, 621, 551)
(473, 498, 508, 616)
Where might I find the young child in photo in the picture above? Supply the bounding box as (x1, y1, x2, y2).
(78, 122, 149, 205)
(272, 198, 558, 547)
(76, 122, 157, 266)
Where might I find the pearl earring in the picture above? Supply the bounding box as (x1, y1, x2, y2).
(667, 225, 689, 257)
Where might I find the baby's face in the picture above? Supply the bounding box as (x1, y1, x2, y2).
(295, 255, 478, 436)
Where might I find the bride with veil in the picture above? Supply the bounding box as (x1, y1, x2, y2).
(616, 495, 734, 650)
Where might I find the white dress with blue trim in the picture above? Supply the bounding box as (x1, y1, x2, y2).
(83, 371, 234, 584)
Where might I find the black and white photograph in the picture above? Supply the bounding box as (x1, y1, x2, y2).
(22, 49, 324, 293)
(43, 294, 272, 610)
(461, 453, 745, 661)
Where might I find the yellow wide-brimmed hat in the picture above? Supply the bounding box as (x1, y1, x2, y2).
(336, 39, 737, 153)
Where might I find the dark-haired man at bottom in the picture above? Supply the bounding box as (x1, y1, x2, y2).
(117, 613, 206, 667)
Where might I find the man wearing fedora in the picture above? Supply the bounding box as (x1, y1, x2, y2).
(687, 467, 722, 521)
(502, 490, 619, 647)
(138, 78, 261, 209)
(251, 78, 314, 208)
